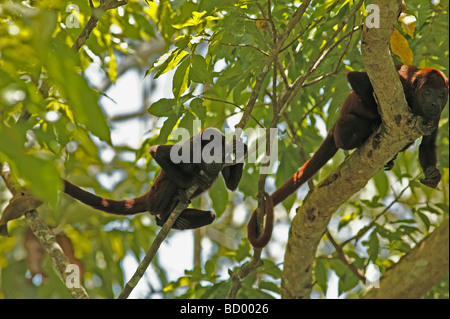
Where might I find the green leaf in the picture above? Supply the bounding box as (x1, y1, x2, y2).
(174, 35, 190, 49)
(152, 49, 189, 78)
(172, 58, 190, 101)
(190, 98, 206, 120)
(315, 259, 329, 293)
(178, 110, 196, 134)
(361, 196, 384, 208)
(209, 176, 228, 217)
(338, 269, 359, 294)
(373, 170, 389, 198)
(106, 46, 117, 83)
(44, 40, 110, 143)
(172, 11, 217, 29)
(235, 239, 251, 262)
(148, 98, 176, 117)
(417, 211, 431, 231)
(190, 54, 212, 83)
(364, 230, 379, 262)
(261, 259, 282, 279)
(259, 281, 280, 295)
(156, 114, 179, 144)
(421, 203, 442, 215)
(0, 126, 61, 206)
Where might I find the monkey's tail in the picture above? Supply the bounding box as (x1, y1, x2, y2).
(247, 192, 274, 249)
(271, 132, 338, 206)
(63, 179, 149, 215)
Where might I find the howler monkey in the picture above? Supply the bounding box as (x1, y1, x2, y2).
(247, 65, 449, 248)
(64, 128, 246, 230)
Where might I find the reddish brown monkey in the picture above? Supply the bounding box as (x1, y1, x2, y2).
(248, 65, 449, 248)
(64, 128, 246, 230)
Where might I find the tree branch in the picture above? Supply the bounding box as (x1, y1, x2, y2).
(71, 0, 129, 52)
(118, 183, 199, 299)
(0, 167, 89, 299)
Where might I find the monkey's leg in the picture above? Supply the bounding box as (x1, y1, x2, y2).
(334, 114, 375, 150)
(156, 209, 215, 230)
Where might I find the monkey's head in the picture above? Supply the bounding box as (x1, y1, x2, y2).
(410, 68, 449, 120)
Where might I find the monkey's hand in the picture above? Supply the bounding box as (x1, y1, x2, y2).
(417, 117, 438, 136)
(384, 154, 398, 171)
(420, 167, 441, 188)
(384, 160, 395, 171)
(194, 172, 213, 189)
(175, 189, 191, 205)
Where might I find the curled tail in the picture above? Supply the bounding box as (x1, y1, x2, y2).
(63, 179, 149, 215)
(271, 132, 338, 206)
(247, 192, 274, 249)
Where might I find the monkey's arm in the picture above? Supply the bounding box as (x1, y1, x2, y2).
(149, 144, 198, 189)
(221, 140, 247, 190)
(221, 163, 244, 191)
(418, 129, 441, 188)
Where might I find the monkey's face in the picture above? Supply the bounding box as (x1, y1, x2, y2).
(418, 85, 448, 119)
(411, 71, 449, 120)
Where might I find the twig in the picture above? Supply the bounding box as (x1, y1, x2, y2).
(118, 195, 195, 298)
(25, 210, 90, 299)
(341, 177, 417, 247)
(71, 0, 129, 52)
(301, 24, 361, 88)
(287, 0, 364, 99)
(118, 183, 200, 299)
(326, 229, 366, 282)
(219, 42, 269, 56)
(226, 256, 263, 299)
(201, 96, 265, 129)
(236, 0, 312, 130)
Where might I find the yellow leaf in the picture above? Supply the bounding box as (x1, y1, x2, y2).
(111, 234, 125, 259)
(390, 29, 413, 65)
(106, 47, 117, 83)
(256, 14, 268, 30)
(398, 13, 416, 38)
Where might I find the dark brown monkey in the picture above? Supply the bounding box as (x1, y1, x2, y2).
(247, 65, 449, 248)
(64, 128, 246, 230)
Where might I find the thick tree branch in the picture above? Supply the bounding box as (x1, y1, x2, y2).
(362, 218, 449, 299)
(280, 0, 418, 299)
